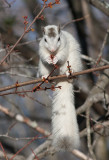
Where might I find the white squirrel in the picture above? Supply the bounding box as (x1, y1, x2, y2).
(38, 25, 82, 151)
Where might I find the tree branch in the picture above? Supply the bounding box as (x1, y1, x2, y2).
(0, 105, 50, 136)
(87, 0, 109, 17)
(0, 64, 109, 94)
(0, 151, 25, 160)
(86, 105, 96, 160)
(27, 138, 93, 160)
(77, 69, 109, 115)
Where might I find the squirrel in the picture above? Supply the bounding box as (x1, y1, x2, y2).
(37, 25, 82, 151)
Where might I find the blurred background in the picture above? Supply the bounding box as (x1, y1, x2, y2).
(0, 0, 109, 159)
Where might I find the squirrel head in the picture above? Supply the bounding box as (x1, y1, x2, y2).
(41, 25, 61, 54)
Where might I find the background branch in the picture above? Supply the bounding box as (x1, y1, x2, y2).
(87, 0, 109, 17)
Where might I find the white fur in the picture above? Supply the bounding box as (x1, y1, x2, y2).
(52, 81, 80, 151)
(38, 25, 82, 151)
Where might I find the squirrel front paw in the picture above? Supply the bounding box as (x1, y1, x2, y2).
(66, 71, 70, 77)
(66, 69, 72, 77)
(66, 70, 73, 83)
(42, 75, 48, 80)
(45, 55, 58, 65)
(46, 56, 53, 64)
(52, 56, 58, 64)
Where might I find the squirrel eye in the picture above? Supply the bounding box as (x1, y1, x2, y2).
(44, 38, 47, 42)
(58, 37, 60, 41)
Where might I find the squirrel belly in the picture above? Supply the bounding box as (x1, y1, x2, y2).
(52, 81, 80, 151)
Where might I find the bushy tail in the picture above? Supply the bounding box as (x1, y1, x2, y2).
(52, 81, 80, 151)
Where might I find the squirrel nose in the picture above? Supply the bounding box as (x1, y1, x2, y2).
(51, 49, 55, 53)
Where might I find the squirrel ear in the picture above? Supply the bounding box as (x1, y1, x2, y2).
(41, 26, 45, 34)
(58, 24, 61, 33)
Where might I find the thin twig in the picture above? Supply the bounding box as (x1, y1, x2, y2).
(94, 26, 109, 67)
(0, 104, 50, 136)
(86, 107, 96, 160)
(0, 142, 8, 160)
(3, 0, 11, 8)
(81, 54, 109, 65)
(0, 4, 46, 65)
(0, 134, 47, 141)
(9, 135, 40, 160)
(0, 0, 60, 65)
(31, 148, 39, 160)
(0, 151, 25, 160)
(62, 14, 89, 29)
(0, 71, 35, 79)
